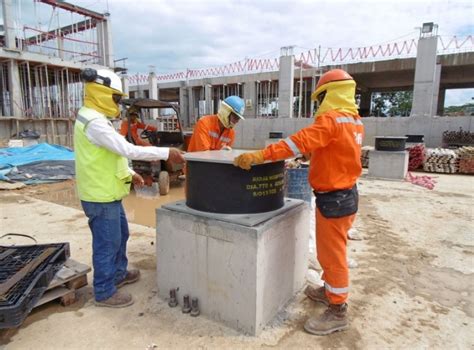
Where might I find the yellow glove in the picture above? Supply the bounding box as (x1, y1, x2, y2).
(233, 151, 265, 170)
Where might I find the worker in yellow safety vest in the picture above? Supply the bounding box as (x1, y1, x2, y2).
(74, 68, 185, 308)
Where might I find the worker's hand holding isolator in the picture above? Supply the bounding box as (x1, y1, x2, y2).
(168, 148, 186, 165)
(233, 150, 265, 170)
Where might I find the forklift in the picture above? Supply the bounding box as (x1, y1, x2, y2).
(121, 98, 185, 195)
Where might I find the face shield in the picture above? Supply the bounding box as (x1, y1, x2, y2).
(315, 91, 327, 110)
(228, 112, 242, 128)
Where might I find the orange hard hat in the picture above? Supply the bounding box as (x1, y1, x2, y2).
(311, 69, 354, 101)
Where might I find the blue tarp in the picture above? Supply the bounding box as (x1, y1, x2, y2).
(0, 143, 75, 184)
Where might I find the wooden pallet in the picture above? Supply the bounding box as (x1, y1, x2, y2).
(34, 259, 91, 308)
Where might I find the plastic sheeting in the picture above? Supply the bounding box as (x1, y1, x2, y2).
(0, 144, 75, 184)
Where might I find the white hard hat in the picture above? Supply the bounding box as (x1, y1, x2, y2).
(96, 69, 123, 93)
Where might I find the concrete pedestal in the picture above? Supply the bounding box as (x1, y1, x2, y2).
(156, 199, 309, 335)
(368, 150, 409, 180)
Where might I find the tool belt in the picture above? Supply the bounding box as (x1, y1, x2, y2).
(314, 185, 358, 219)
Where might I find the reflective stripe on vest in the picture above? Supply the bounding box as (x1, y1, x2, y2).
(336, 116, 363, 125)
(208, 130, 231, 144)
(284, 137, 301, 156)
(209, 131, 219, 139)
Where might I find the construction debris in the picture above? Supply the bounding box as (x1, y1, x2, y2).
(406, 172, 437, 190)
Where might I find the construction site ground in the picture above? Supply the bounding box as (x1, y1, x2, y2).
(0, 171, 472, 349)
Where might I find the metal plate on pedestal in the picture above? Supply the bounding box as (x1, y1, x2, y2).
(162, 198, 304, 227)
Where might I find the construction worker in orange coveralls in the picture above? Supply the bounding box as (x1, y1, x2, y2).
(187, 95, 245, 152)
(119, 111, 157, 147)
(234, 69, 364, 336)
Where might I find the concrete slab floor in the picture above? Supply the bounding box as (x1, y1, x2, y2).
(0, 171, 472, 348)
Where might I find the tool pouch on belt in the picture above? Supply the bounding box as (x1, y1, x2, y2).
(314, 185, 358, 218)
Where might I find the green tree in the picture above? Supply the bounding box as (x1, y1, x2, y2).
(387, 91, 412, 116)
(444, 103, 474, 116)
(371, 93, 388, 117)
(370, 91, 413, 117)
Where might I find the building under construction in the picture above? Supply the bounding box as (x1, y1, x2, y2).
(0, 0, 113, 146)
(1, 1, 473, 149)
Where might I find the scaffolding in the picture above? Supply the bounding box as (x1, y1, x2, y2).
(18, 63, 82, 118)
(0, 0, 112, 146)
(0, 0, 111, 119)
(211, 83, 243, 113)
(293, 78, 313, 118)
(0, 62, 11, 116)
(256, 80, 279, 118)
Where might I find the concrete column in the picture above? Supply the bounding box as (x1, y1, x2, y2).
(310, 73, 317, 117)
(359, 91, 372, 117)
(179, 84, 190, 128)
(204, 84, 212, 115)
(121, 74, 129, 96)
(437, 88, 446, 116)
(278, 47, 295, 118)
(411, 36, 440, 117)
(2, 0, 16, 49)
(96, 16, 114, 67)
(148, 73, 158, 118)
(58, 36, 65, 60)
(188, 87, 196, 126)
(243, 81, 256, 118)
(8, 60, 22, 117)
(432, 64, 441, 116)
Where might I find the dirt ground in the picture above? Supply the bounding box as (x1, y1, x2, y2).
(0, 172, 472, 349)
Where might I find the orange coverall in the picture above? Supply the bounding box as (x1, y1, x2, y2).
(263, 110, 364, 304)
(187, 115, 235, 152)
(119, 120, 157, 147)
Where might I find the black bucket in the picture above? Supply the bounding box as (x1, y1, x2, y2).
(186, 160, 285, 214)
(269, 131, 284, 139)
(405, 134, 424, 143)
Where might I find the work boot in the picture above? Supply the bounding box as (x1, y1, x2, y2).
(304, 303, 348, 336)
(304, 285, 329, 306)
(94, 291, 134, 308)
(116, 269, 141, 288)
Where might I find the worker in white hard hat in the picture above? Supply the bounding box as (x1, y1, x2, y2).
(74, 68, 185, 308)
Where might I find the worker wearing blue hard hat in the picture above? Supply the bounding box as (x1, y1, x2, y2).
(187, 95, 245, 152)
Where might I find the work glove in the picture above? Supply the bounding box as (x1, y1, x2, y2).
(221, 145, 232, 151)
(233, 150, 265, 170)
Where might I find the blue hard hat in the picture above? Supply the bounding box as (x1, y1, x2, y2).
(222, 96, 245, 119)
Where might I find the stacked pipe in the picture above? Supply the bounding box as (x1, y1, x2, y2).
(457, 146, 474, 174)
(423, 148, 459, 174)
(361, 146, 373, 168)
(407, 144, 425, 171)
(442, 128, 474, 147)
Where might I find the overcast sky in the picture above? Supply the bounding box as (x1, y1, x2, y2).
(6, 0, 474, 105)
